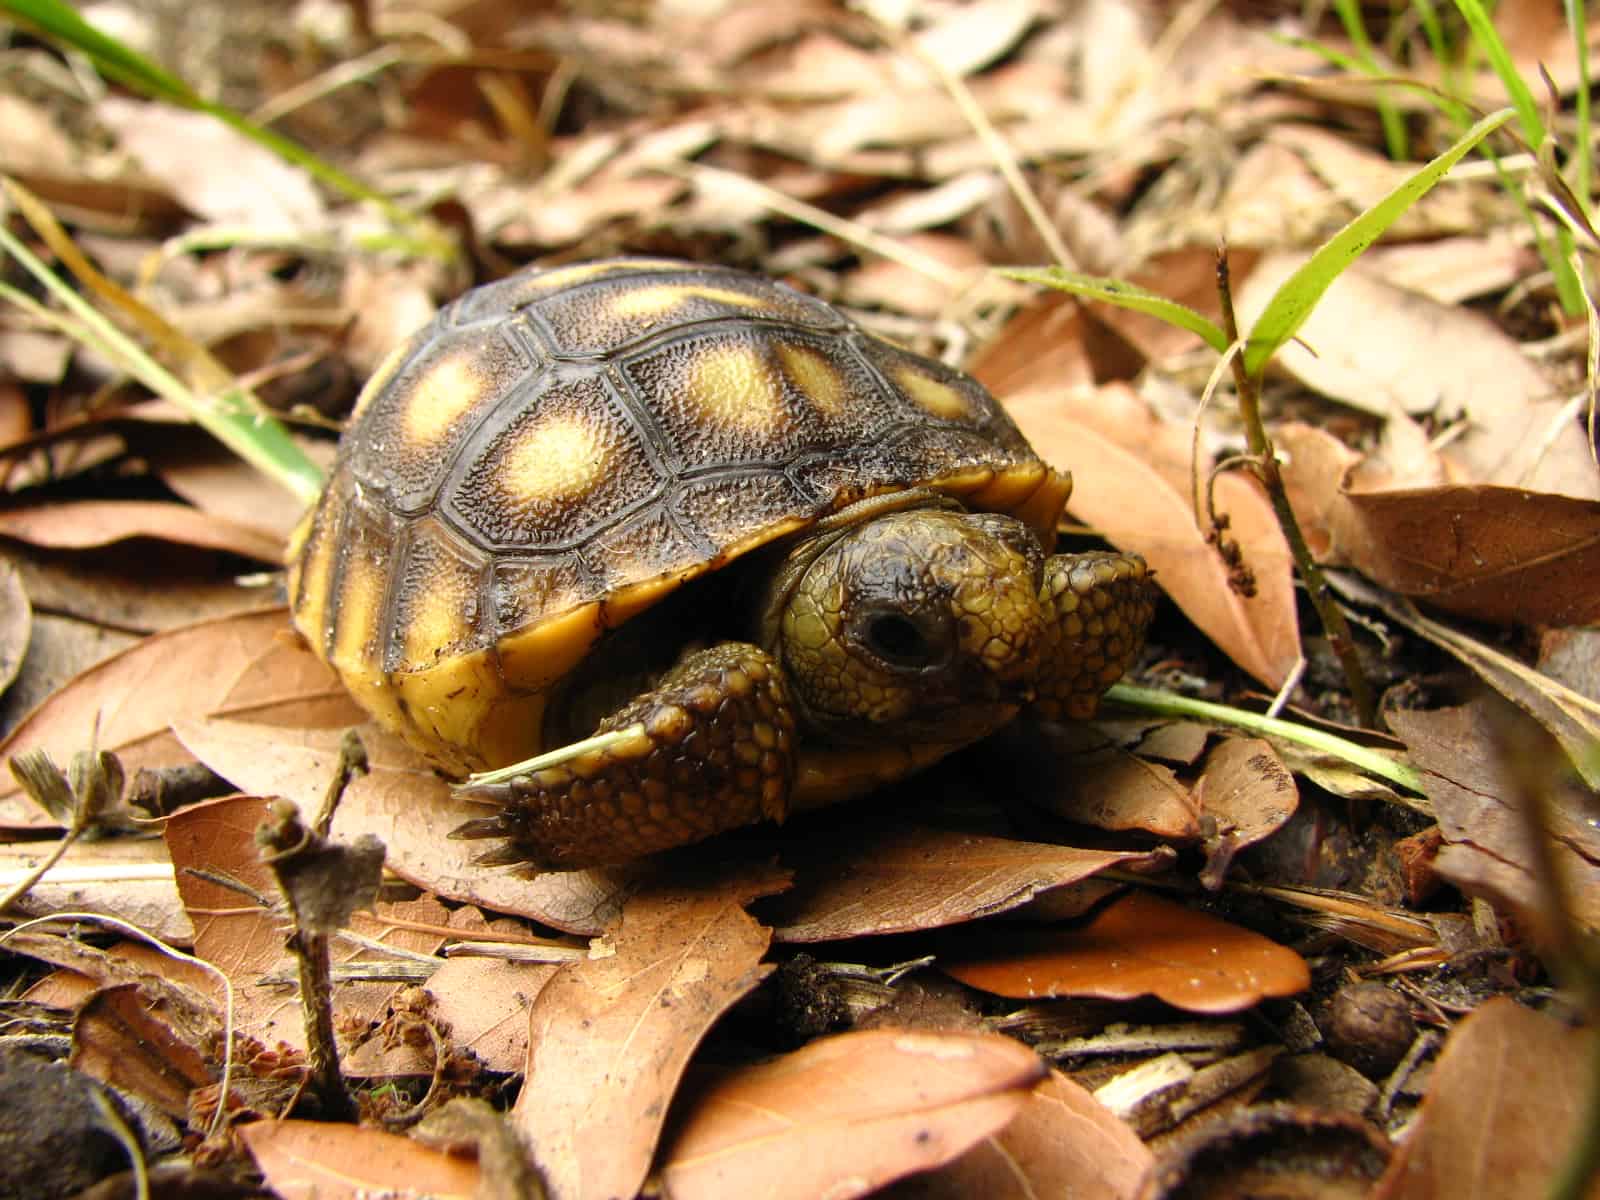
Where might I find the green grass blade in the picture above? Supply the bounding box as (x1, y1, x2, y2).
(1565, 0, 1593, 215)
(1332, 0, 1408, 159)
(0, 224, 325, 509)
(1, 0, 199, 104)
(1000, 267, 1230, 354)
(1242, 107, 1514, 378)
(1450, 0, 1545, 146)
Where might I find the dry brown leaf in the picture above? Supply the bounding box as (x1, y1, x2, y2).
(1238, 257, 1598, 502)
(889, 1068, 1152, 1199)
(156, 439, 326, 542)
(939, 889, 1311, 1013)
(409, 958, 561, 1074)
(1280, 422, 1600, 626)
(98, 98, 326, 232)
(1375, 998, 1597, 1200)
(0, 607, 343, 822)
(241, 1119, 479, 1200)
(0, 835, 190, 945)
(0, 500, 284, 563)
(1001, 383, 1300, 689)
(5, 542, 273, 636)
(1538, 626, 1600, 701)
(19, 937, 214, 1013)
(965, 294, 1101, 397)
(997, 722, 1203, 840)
(763, 821, 1168, 942)
(1197, 737, 1299, 872)
(1336, 485, 1600, 628)
(71, 982, 214, 1120)
(659, 1029, 1045, 1200)
(172, 717, 647, 935)
(0, 93, 186, 229)
(164, 794, 454, 1051)
(1366, 234, 1536, 305)
(1387, 702, 1600, 940)
(0, 555, 28, 697)
(515, 864, 785, 1200)
(839, 234, 986, 316)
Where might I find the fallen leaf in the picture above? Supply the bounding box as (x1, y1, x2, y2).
(0, 835, 191, 946)
(241, 1119, 479, 1200)
(155, 436, 325, 541)
(1002, 383, 1301, 689)
(1280, 422, 1600, 626)
(411, 958, 561, 1074)
(991, 721, 1203, 841)
(0, 555, 29, 696)
(98, 98, 326, 232)
(762, 821, 1168, 942)
(163, 794, 454, 1051)
(71, 982, 214, 1120)
(658, 1029, 1046, 1200)
(939, 888, 1311, 1013)
(515, 864, 785, 1200)
(173, 717, 647, 936)
(1236, 257, 1598, 502)
(889, 1068, 1153, 1199)
(1375, 998, 1596, 1200)
(1387, 701, 1600, 940)
(1365, 233, 1535, 305)
(1196, 737, 1299, 881)
(6, 541, 277, 635)
(0, 607, 336, 820)
(0, 499, 284, 563)
(1537, 626, 1600, 701)
(1332, 484, 1600, 627)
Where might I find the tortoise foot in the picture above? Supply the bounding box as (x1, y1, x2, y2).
(452, 642, 795, 869)
(1032, 552, 1156, 721)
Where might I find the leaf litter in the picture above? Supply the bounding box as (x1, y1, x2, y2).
(1, 1, 1598, 1198)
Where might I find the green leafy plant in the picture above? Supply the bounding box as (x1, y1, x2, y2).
(1003, 107, 1516, 728)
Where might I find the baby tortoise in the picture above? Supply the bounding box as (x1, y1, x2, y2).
(287, 259, 1155, 869)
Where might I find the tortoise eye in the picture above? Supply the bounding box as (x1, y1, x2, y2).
(861, 611, 946, 669)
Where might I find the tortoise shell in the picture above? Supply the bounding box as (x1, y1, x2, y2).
(286, 259, 1071, 774)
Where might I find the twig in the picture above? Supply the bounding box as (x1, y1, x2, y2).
(1214, 247, 1377, 727)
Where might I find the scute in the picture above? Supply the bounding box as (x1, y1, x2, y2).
(347, 321, 536, 516)
(445, 372, 660, 551)
(287, 258, 1066, 773)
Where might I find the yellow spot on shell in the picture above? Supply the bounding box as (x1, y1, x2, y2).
(896, 367, 969, 420)
(403, 355, 486, 445)
(401, 574, 476, 667)
(685, 344, 788, 432)
(287, 506, 336, 648)
(612, 284, 770, 320)
(776, 343, 847, 415)
(330, 554, 386, 671)
(499, 417, 609, 500)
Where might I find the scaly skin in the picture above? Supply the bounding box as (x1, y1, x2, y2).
(455, 643, 794, 869)
(454, 509, 1155, 870)
(1032, 552, 1156, 721)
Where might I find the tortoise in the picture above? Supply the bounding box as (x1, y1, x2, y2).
(286, 258, 1155, 870)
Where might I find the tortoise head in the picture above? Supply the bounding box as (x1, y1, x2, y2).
(773, 506, 1049, 744)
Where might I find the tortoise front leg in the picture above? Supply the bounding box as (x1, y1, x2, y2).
(452, 643, 795, 870)
(1032, 551, 1156, 721)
